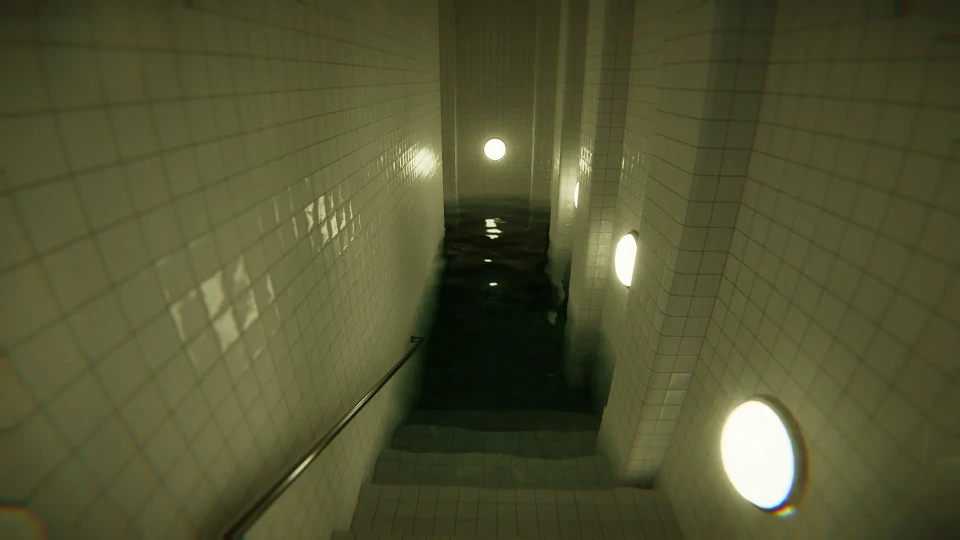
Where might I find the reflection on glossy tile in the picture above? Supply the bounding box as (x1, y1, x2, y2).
(170, 289, 207, 341)
(3, 2, 444, 538)
(200, 271, 227, 318)
(213, 309, 240, 352)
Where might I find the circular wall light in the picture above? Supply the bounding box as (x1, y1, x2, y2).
(574, 182, 580, 208)
(721, 396, 806, 514)
(483, 138, 506, 161)
(614, 231, 638, 287)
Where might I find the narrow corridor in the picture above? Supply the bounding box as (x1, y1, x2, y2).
(1, 0, 958, 539)
(417, 200, 592, 413)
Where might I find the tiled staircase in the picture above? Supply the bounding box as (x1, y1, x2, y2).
(333, 411, 683, 539)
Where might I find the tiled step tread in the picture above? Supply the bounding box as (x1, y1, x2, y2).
(404, 410, 601, 432)
(336, 530, 663, 539)
(391, 425, 598, 458)
(335, 535, 646, 540)
(345, 484, 683, 539)
(373, 450, 615, 489)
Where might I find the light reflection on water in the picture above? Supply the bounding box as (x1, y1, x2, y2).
(416, 199, 591, 412)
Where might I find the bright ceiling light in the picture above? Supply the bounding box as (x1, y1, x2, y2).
(721, 398, 804, 513)
(574, 182, 580, 208)
(614, 232, 638, 287)
(484, 259, 492, 263)
(483, 138, 506, 161)
(489, 282, 498, 287)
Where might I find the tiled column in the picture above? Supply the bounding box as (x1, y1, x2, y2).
(564, 0, 635, 395)
(547, 0, 588, 303)
(439, 0, 459, 210)
(529, 0, 563, 208)
(596, 0, 772, 484)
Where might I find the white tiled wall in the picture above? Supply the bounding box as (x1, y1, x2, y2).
(0, 0, 443, 537)
(595, 0, 770, 483)
(245, 345, 426, 540)
(564, 0, 634, 390)
(440, 0, 571, 208)
(449, 0, 538, 201)
(659, 1, 960, 539)
(546, 0, 587, 301)
(530, 0, 563, 208)
(439, 0, 459, 209)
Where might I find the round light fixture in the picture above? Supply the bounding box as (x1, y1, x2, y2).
(721, 397, 805, 514)
(614, 231, 638, 287)
(483, 138, 506, 161)
(574, 182, 580, 208)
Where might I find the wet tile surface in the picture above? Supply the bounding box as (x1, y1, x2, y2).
(391, 425, 598, 459)
(338, 484, 683, 539)
(373, 450, 616, 490)
(403, 410, 601, 432)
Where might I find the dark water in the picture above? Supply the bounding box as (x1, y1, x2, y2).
(415, 200, 593, 413)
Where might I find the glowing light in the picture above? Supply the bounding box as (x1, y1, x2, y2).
(487, 228, 502, 234)
(484, 259, 492, 262)
(721, 399, 800, 512)
(574, 182, 580, 208)
(486, 234, 499, 239)
(614, 232, 638, 286)
(489, 282, 498, 287)
(483, 138, 506, 161)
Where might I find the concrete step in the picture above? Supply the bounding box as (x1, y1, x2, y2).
(391, 424, 598, 459)
(343, 484, 683, 539)
(403, 410, 601, 432)
(372, 450, 616, 489)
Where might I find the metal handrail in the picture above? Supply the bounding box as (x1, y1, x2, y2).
(224, 335, 425, 538)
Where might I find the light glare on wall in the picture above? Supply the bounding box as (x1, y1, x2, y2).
(721, 398, 805, 514)
(614, 232, 638, 287)
(483, 138, 506, 161)
(574, 182, 580, 208)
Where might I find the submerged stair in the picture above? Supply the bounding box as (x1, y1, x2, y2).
(335, 411, 683, 539)
(390, 424, 598, 458)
